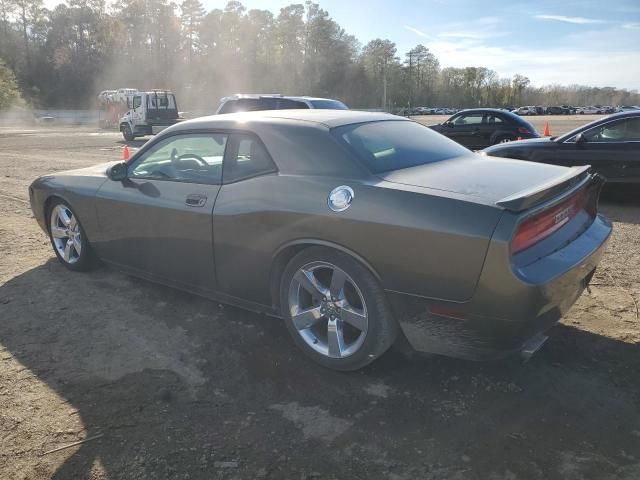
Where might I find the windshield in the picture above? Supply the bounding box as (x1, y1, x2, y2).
(334, 120, 469, 173)
(310, 99, 348, 110)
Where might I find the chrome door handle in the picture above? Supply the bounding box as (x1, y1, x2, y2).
(185, 194, 207, 207)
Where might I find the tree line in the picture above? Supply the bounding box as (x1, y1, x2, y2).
(0, 0, 638, 111)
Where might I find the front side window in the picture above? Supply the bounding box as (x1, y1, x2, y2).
(453, 113, 483, 125)
(335, 120, 469, 173)
(583, 118, 640, 142)
(223, 134, 277, 183)
(132, 96, 141, 109)
(130, 133, 227, 185)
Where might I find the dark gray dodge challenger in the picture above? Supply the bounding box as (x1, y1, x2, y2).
(29, 110, 612, 370)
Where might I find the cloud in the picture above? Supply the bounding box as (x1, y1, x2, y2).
(534, 15, 607, 25)
(404, 25, 429, 38)
(420, 33, 639, 90)
(438, 31, 510, 40)
(623, 22, 640, 29)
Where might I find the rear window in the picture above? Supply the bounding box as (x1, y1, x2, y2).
(277, 98, 309, 109)
(219, 98, 279, 114)
(334, 120, 469, 173)
(310, 100, 348, 110)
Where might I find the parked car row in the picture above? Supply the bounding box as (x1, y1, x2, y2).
(512, 105, 635, 116)
(398, 105, 638, 117)
(397, 107, 461, 116)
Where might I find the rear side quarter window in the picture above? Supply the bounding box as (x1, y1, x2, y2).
(223, 134, 277, 183)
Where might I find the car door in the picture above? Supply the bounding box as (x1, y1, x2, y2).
(94, 132, 227, 293)
(131, 95, 144, 125)
(446, 112, 485, 149)
(556, 117, 640, 181)
(479, 113, 505, 148)
(212, 132, 279, 304)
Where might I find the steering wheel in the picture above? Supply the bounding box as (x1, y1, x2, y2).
(170, 148, 208, 168)
(177, 153, 208, 166)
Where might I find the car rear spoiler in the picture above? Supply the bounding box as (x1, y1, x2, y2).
(496, 165, 592, 212)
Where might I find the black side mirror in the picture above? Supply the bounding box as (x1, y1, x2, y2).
(574, 133, 586, 144)
(444, 121, 454, 128)
(107, 162, 128, 181)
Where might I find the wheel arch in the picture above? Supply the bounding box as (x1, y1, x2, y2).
(43, 194, 91, 242)
(43, 194, 71, 232)
(490, 130, 515, 144)
(269, 239, 383, 310)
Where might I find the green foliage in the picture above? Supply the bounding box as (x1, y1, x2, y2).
(0, 0, 637, 110)
(0, 60, 21, 109)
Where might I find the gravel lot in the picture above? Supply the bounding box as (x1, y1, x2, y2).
(1, 120, 639, 480)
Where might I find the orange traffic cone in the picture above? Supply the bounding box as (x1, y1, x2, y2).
(543, 122, 550, 136)
(123, 145, 130, 161)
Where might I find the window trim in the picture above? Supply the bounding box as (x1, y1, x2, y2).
(564, 117, 640, 144)
(222, 132, 279, 184)
(127, 131, 229, 186)
(453, 112, 484, 126)
(126, 129, 279, 186)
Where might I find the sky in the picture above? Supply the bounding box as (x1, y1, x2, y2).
(45, 0, 640, 90)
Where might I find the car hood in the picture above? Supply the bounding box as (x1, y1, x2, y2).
(57, 161, 116, 178)
(482, 137, 556, 155)
(377, 154, 572, 205)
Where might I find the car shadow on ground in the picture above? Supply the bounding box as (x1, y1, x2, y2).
(1, 260, 639, 479)
(600, 187, 640, 226)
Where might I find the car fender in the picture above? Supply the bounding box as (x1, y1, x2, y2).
(268, 238, 383, 310)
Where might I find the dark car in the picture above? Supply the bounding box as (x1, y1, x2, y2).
(29, 110, 611, 370)
(429, 108, 539, 150)
(547, 106, 569, 115)
(216, 94, 348, 114)
(483, 111, 640, 183)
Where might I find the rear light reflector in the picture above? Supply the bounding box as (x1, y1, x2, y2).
(517, 126, 531, 135)
(512, 189, 587, 254)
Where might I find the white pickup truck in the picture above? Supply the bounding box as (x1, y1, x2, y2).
(119, 90, 181, 141)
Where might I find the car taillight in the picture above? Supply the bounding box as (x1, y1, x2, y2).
(512, 189, 587, 254)
(517, 126, 531, 135)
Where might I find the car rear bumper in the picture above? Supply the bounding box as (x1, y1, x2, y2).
(388, 213, 612, 360)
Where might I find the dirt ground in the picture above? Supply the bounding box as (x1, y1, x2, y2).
(0, 121, 639, 480)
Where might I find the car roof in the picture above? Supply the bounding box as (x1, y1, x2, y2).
(219, 94, 344, 103)
(174, 109, 405, 130)
(456, 108, 512, 114)
(453, 108, 527, 122)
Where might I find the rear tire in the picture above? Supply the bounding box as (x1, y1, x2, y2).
(279, 247, 398, 371)
(494, 135, 515, 144)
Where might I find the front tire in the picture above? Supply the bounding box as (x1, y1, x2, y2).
(280, 247, 397, 371)
(122, 124, 134, 141)
(48, 200, 95, 272)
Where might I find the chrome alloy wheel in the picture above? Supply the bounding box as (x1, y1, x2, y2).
(50, 205, 82, 264)
(288, 261, 368, 359)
